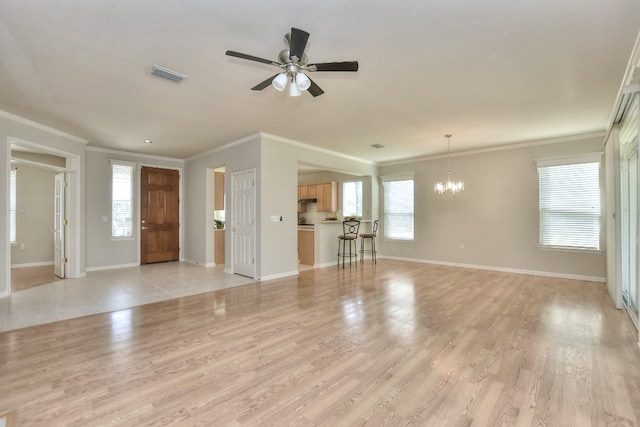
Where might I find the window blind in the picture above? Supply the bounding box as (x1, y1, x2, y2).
(383, 179, 414, 240)
(112, 162, 134, 238)
(538, 161, 600, 250)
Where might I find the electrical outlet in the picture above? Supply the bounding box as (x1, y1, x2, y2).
(460, 243, 465, 249)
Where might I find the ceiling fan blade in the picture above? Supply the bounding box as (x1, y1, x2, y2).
(308, 61, 359, 72)
(307, 77, 325, 97)
(251, 74, 280, 91)
(225, 50, 281, 67)
(289, 28, 310, 62)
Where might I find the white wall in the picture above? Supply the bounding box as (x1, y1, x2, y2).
(11, 165, 56, 266)
(184, 133, 378, 279)
(378, 135, 607, 280)
(184, 135, 262, 270)
(85, 148, 184, 270)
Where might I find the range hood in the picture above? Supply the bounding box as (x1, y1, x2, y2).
(298, 198, 317, 203)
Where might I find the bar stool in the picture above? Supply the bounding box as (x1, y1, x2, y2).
(360, 220, 379, 264)
(337, 220, 360, 268)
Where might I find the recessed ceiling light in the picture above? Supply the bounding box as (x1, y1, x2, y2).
(370, 143, 385, 149)
(144, 139, 152, 144)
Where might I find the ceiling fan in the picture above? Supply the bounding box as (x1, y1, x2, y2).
(225, 27, 358, 97)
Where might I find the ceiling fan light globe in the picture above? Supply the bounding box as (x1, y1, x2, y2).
(289, 81, 302, 97)
(295, 73, 311, 91)
(272, 73, 288, 91)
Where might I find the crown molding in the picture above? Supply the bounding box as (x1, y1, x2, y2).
(379, 131, 606, 167)
(87, 146, 184, 163)
(186, 133, 261, 162)
(0, 109, 88, 144)
(260, 132, 375, 166)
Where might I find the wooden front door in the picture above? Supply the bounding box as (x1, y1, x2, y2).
(141, 167, 180, 264)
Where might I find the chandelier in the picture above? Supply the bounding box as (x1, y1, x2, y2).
(434, 134, 464, 194)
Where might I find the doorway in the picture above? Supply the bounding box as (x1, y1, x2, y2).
(619, 93, 639, 332)
(621, 149, 639, 328)
(8, 140, 78, 295)
(140, 166, 180, 264)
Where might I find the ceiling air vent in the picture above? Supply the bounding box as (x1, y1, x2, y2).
(149, 64, 188, 83)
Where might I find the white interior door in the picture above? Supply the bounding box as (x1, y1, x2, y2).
(231, 169, 256, 278)
(53, 172, 66, 278)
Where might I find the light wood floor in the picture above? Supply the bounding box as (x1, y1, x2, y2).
(11, 265, 61, 292)
(1, 260, 639, 426)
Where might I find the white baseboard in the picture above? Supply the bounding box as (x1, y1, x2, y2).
(314, 261, 338, 268)
(378, 255, 606, 283)
(85, 262, 138, 272)
(259, 270, 299, 281)
(11, 261, 54, 268)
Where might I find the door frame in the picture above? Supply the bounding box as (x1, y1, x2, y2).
(136, 163, 184, 266)
(5, 137, 82, 298)
(53, 172, 66, 278)
(231, 168, 257, 279)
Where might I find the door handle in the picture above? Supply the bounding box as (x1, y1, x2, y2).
(141, 226, 148, 230)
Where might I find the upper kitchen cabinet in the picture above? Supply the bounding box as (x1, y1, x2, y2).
(316, 182, 337, 212)
(297, 185, 306, 213)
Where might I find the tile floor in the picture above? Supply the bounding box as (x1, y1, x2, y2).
(0, 262, 256, 332)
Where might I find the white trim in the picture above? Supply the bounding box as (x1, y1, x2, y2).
(378, 255, 606, 282)
(380, 131, 606, 167)
(182, 259, 216, 268)
(85, 262, 138, 272)
(186, 133, 261, 161)
(381, 174, 415, 182)
(534, 152, 603, 168)
(261, 132, 375, 166)
(259, 270, 299, 281)
(606, 29, 640, 127)
(0, 110, 88, 144)
(88, 146, 184, 164)
(9, 136, 81, 158)
(11, 261, 54, 268)
(314, 261, 338, 268)
(10, 157, 74, 173)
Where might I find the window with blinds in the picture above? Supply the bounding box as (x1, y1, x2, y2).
(342, 181, 363, 217)
(111, 161, 134, 238)
(537, 157, 601, 250)
(10, 169, 16, 243)
(383, 178, 414, 240)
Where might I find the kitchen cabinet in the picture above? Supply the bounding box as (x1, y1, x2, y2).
(214, 229, 225, 265)
(308, 184, 317, 198)
(214, 172, 225, 210)
(297, 185, 306, 213)
(298, 229, 314, 265)
(298, 185, 309, 200)
(316, 182, 337, 212)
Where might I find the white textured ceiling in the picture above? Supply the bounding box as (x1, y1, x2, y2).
(1, 1, 639, 163)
